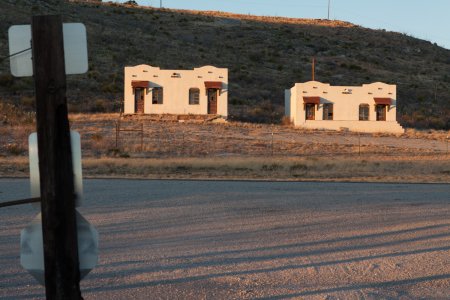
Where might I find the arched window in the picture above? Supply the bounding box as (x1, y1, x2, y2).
(189, 88, 200, 105)
(359, 104, 369, 121)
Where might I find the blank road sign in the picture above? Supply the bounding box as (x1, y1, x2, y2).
(20, 211, 98, 285)
(8, 23, 88, 77)
(7, 25, 31, 77)
(29, 131, 84, 207)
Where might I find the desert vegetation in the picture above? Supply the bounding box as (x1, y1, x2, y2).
(1, 113, 449, 182)
(0, 0, 449, 129)
(2, 154, 449, 183)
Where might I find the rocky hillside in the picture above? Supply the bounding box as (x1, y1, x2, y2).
(0, 0, 449, 129)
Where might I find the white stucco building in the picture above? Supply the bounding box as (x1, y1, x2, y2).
(285, 81, 404, 133)
(124, 65, 228, 117)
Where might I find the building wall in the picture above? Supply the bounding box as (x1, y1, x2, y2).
(284, 89, 291, 117)
(285, 81, 404, 133)
(284, 87, 298, 125)
(124, 65, 228, 117)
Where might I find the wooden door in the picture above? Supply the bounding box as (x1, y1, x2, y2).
(207, 88, 218, 114)
(134, 88, 145, 114)
(376, 104, 386, 121)
(305, 104, 315, 120)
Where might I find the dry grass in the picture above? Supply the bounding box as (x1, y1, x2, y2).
(163, 8, 356, 27)
(2, 114, 449, 182)
(68, 114, 449, 158)
(402, 128, 450, 141)
(2, 155, 449, 183)
(2, 113, 450, 159)
(81, 155, 450, 183)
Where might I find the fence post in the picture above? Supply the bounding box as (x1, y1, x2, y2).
(115, 122, 118, 149)
(182, 130, 185, 156)
(271, 130, 274, 157)
(141, 123, 144, 152)
(358, 132, 361, 157)
(447, 135, 448, 154)
(117, 118, 121, 150)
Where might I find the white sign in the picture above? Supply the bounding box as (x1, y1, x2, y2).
(8, 23, 88, 77)
(20, 211, 98, 285)
(29, 131, 83, 206)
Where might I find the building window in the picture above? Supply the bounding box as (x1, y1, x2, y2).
(152, 87, 163, 104)
(376, 104, 387, 121)
(359, 104, 369, 121)
(189, 88, 200, 105)
(305, 104, 315, 120)
(323, 103, 333, 120)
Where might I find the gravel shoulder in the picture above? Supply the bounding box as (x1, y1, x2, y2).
(0, 179, 449, 299)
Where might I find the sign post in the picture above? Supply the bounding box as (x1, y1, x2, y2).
(31, 15, 81, 299)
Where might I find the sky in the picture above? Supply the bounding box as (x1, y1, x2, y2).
(115, 0, 450, 49)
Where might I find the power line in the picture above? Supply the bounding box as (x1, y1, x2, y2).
(0, 47, 32, 63)
(0, 197, 40, 208)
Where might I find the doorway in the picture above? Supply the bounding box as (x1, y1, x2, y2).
(134, 88, 145, 114)
(376, 104, 386, 121)
(207, 88, 218, 114)
(305, 103, 315, 120)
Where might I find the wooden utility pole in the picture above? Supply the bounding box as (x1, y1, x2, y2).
(328, 0, 331, 20)
(312, 57, 316, 81)
(32, 15, 82, 299)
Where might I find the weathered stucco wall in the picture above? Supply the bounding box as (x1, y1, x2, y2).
(124, 65, 228, 117)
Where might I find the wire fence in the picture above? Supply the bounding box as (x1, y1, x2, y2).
(68, 119, 450, 159)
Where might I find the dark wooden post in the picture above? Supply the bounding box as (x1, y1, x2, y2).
(358, 132, 361, 157)
(271, 130, 274, 157)
(141, 123, 144, 152)
(32, 15, 82, 299)
(115, 121, 118, 149)
(117, 118, 121, 150)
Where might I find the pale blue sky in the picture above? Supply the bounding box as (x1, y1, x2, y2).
(116, 0, 450, 49)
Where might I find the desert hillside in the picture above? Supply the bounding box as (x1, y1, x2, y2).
(0, 0, 449, 129)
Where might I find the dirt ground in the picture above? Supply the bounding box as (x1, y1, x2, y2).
(68, 114, 449, 158)
(1, 113, 449, 183)
(0, 179, 449, 299)
(1, 113, 449, 158)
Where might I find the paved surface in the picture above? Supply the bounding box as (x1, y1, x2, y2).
(0, 179, 449, 299)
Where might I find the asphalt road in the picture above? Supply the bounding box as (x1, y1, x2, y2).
(0, 179, 449, 299)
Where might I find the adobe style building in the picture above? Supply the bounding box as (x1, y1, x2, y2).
(285, 81, 404, 133)
(124, 65, 228, 117)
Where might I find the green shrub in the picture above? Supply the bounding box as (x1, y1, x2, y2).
(5, 143, 25, 156)
(262, 164, 282, 171)
(91, 133, 103, 142)
(290, 163, 308, 171)
(0, 74, 14, 87)
(91, 99, 107, 112)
